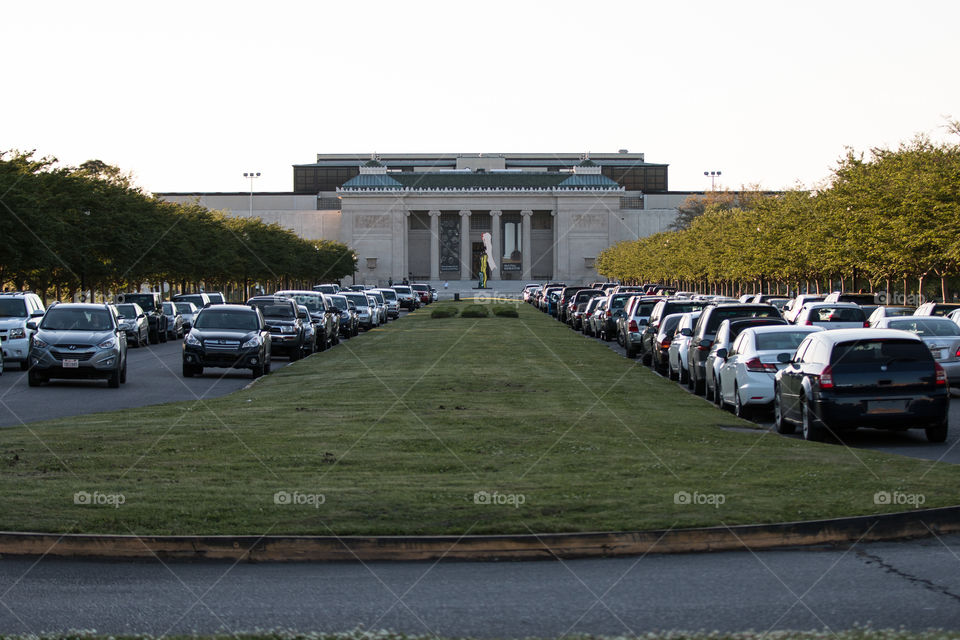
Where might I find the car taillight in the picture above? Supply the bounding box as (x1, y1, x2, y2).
(628, 320, 638, 332)
(863, 321, 870, 328)
(606, 310, 612, 318)
(805, 320, 813, 326)
(818, 365, 834, 390)
(697, 340, 712, 352)
(661, 338, 672, 349)
(745, 357, 778, 373)
(955, 345, 960, 357)
(935, 362, 947, 386)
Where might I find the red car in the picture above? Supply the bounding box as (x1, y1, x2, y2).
(411, 283, 431, 305)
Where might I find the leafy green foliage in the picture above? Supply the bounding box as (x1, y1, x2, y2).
(459, 304, 489, 318)
(430, 306, 458, 318)
(492, 304, 519, 317)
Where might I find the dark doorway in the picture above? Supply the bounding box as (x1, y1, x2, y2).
(471, 242, 484, 280)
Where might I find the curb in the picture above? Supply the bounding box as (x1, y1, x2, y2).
(1, 506, 958, 562)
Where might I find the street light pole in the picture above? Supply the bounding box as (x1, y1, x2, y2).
(243, 172, 260, 217)
(703, 170, 722, 191)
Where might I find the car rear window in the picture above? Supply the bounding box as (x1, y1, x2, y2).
(664, 302, 707, 315)
(633, 302, 658, 317)
(887, 318, 960, 337)
(811, 306, 866, 322)
(830, 339, 932, 366)
(755, 331, 815, 351)
(706, 307, 778, 333)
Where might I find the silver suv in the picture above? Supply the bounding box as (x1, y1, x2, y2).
(0, 292, 46, 370)
(27, 303, 128, 388)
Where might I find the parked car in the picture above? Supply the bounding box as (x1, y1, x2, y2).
(705, 317, 788, 402)
(172, 292, 212, 311)
(522, 284, 540, 303)
(794, 302, 869, 329)
(783, 294, 826, 324)
(570, 289, 604, 330)
(343, 292, 377, 330)
(161, 302, 185, 340)
(298, 305, 317, 355)
(774, 329, 949, 442)
(173, 301, 199, 332)
(116, 292, 168, 344)
(872, 316, 960, 385)
(366, 290, 388, 324)
(205, 292, 226, 304)
(411, 283, 431, 306)
(114, 303, 150, 347)
(0, 291, 46, 370)
(914, 302, 960, 317)
(275, 289, 336, 351)
(620, 296, 663, 357)
(688, 303, 782, 395)
(948, 309, 960, 327)
(647, 312, 686, 373)
(27, 303, 127, 388)
(667, 311, 703, 384)
(327, 294, 359, 338)
(599, 292, 638, 342)
(313, 284, 341, 295)
(715, 325, 824, 417)
(639, 298, 710, 363)
(373, 288, 400, 319)
(587, 298, 608, 338)
(557, 287, 588, 324)
(183, 304, 271, 378)
(392, 285, 419, 311)
(867, 305, 916, 326)
(581, 296, 605, 337)
(246, 295, 307, 360)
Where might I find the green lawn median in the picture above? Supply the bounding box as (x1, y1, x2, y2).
(1, 300, 958, 536)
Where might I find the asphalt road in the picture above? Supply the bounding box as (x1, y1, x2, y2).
(0, 336, 292, 428)
(580, 316, 960, 465)
(1, 535, 959, 635)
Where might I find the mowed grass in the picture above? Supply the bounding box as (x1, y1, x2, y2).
(1, 299, 959, 536)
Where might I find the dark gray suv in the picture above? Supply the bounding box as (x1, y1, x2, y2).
(27, 303, 128, 388)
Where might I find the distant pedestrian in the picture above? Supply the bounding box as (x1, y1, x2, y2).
(388, 277, 393, 287)
(443, 281, 449, 290)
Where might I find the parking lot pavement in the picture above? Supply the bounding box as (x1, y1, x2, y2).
(0, 340, 290, 428)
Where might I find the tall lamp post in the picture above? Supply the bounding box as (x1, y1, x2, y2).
(243, 171, 260, 217)
(703, 170, 721, 191)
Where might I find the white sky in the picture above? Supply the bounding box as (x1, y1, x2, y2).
(3, 0, 958, 194)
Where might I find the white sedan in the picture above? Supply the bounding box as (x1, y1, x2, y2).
(667, 311, 702, 384)
(716, 325, 824, 417)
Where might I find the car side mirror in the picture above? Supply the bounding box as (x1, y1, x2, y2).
(297, 311, 308, 319)
(716, 348, 728, 360)
(26, 320, 38, 330)
(777, 352, 792, 364)
(680, 328, 692, 337)
(699, 339, 711, 348)
(30, 310, 44, 318)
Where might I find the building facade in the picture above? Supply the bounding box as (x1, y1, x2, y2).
(159, 152, 696, 286)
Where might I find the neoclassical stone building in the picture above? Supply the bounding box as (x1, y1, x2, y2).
(159, 152, 693, 286)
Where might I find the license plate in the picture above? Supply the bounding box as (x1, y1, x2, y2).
(867, 399, 907, 414)
(62, 359, 79, 369)
(937, 349, 949, 360)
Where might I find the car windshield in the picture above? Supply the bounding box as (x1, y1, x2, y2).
(369, 293, 383, 303)
(344, 294, 367, 306)
(278, 293, 324, 312)
(174, 303, 196, 314)
(176, 295, 205, 307)
(260, 304, 294, 319)
(41, 308, 112, 331)
(378, 290, 396, 301)
(329, 297, 348, 310)
(115, 304, 139, 317)
(206, 293, 225, 303)
(394, 286, 411, 294)
(831, 339, 931, 365)
(707, 307, 778, 332)
(755, 331, 815, 351)
(194, 311, 259, 331)
(0, 299, 28, 318)
(888, 318, 960, 337)
(162, 303, 175, 314)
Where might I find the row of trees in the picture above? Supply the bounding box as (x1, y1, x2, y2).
(0, 151, 356, 303)
(597, 132, 960, 302)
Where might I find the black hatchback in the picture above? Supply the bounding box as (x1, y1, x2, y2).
(774, 329, 949, 442)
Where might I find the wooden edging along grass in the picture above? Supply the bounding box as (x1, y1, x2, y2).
(1, 505, 957, 562)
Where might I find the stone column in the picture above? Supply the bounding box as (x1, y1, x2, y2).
(459, 209, 471, 280)
(551, 211, 559, 280)
(489, 210, 502, 281)
(403, 210, 411, 282)
(521, 209, 533, 280)
(429, 210, 441, 281)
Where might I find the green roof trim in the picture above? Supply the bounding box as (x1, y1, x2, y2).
(578, 158, 598, 166)
(363, 159, 384, 167)
(339, 171, 622, 191)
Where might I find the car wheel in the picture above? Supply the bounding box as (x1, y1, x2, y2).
(926, 418, 948, 443)
(603, 328, 612, 342)
(159, 327, 168, 343)
(693, 370, 705, 395)
(120, 359, 127, 384)
(317, 332, 327, 352)
(705, 374, 715, 401)
(713, 376, 724, 407)
(667, 359, 677, 381)
(801, 396, 824, 442)
(149, 329, 159, 345)
(20, 360, 29, 371)
(734, 386, 750, 418)
(107, 368, 120, 388)
(27, 369, 44, 386)
(251, 362, 264, 378)
(679, 363, 689, 385)
(774, 387, 795, 434)
(182, 362, 196, 377)
(625, 344, 636, 359)
(289, 347, 300, 361)
(641, 350, 652, 367)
